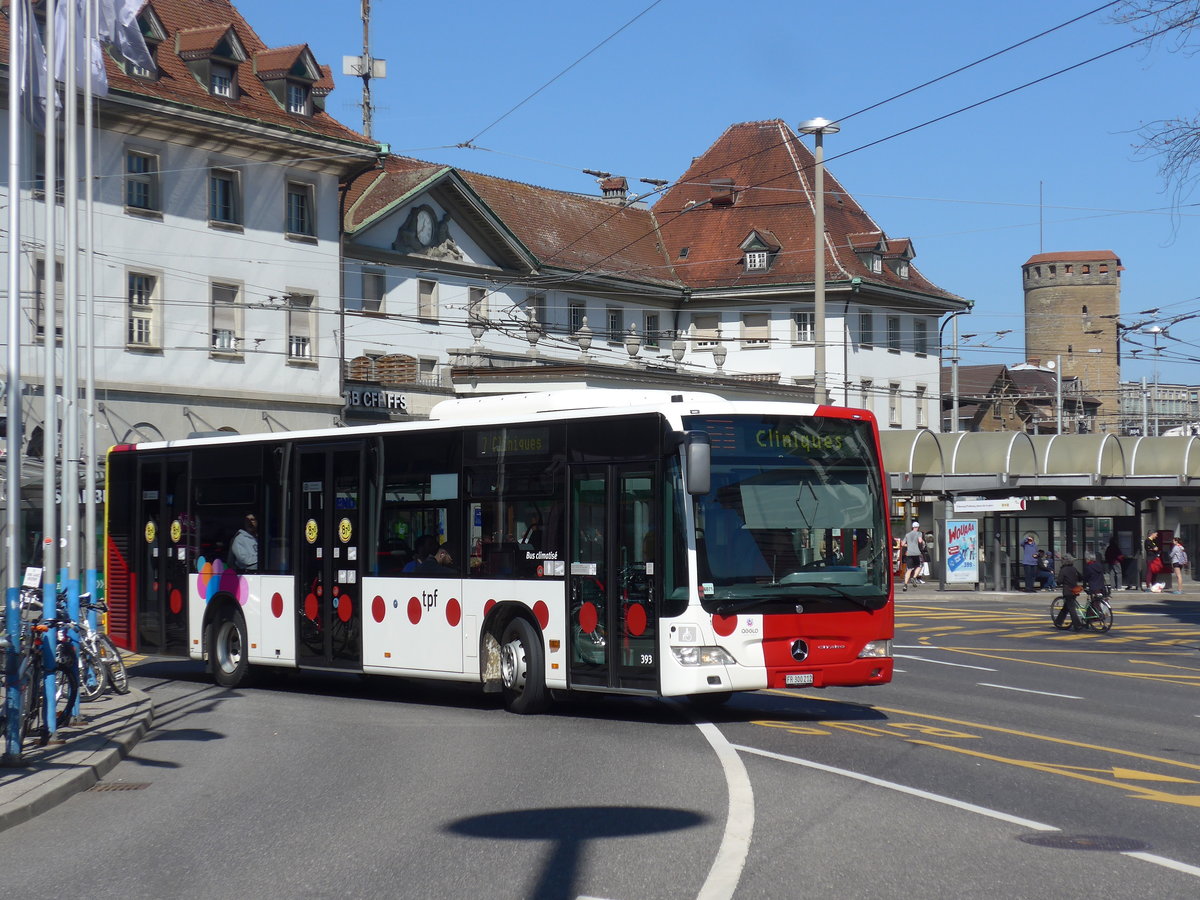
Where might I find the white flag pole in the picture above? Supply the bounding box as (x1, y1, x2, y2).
(4, 0, 29, 766)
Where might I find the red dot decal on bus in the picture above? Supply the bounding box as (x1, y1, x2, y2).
(446, 598, 461, 628)
(712, 614, 737, 637)
(484, 599, 496, 616)
(533, 601, 549, 629)
(271, 592, 284, 618)
(625, 603, 647, 637)
(169, 588, 182, 615)
(304, 593, 318, 622)
(408, 596, 422, 624)
(337, 594, 353, 623)
(372, 595, 386, 623)
(579, 602, 598, 634)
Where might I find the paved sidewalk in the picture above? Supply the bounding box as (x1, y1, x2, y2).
(0, 687, 153, 832)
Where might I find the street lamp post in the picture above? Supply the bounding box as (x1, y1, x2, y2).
(1145, 325, 1165, 436)
(798, 118, 840, 405)
(939, 309, 970, 432)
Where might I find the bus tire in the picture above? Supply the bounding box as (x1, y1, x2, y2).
(210, 608, 249, 689)
(499, 617, 548, 715)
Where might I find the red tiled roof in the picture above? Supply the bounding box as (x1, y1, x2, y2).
(253, 45, 313, 80)
(652, 119, 960, 301)
(1024, 251, 1119, 265)
(0, 0, 374, 151)
(346, 156, 679, 287)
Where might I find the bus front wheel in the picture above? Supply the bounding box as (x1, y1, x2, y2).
(210, 608, 249, 688)
(500, 618, 548, 714)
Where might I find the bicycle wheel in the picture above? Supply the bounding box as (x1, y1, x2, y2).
(1049, 597, 1073, 630)
(47, 644, 80, 739)
(1087, 598, 1113, 633)
(99, 635, 130, 695)
(78, 642, 108, 702)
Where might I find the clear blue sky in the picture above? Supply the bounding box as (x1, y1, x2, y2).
(236, 0, 1200, 385)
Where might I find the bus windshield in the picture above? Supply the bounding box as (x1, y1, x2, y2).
(684, 414, 889, 611)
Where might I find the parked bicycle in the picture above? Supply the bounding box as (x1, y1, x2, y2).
(1050, 588, 1113, 633)
(1, 586, 81, 746)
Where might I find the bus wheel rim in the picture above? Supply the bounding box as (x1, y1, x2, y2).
(501, 640, 526, 693)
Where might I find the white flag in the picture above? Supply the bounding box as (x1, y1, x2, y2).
(54, 0, 109, 96)
(17, 0, 55, 130)
(98, 0, 155, 73)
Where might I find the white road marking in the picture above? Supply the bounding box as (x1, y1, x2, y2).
(895, 654, 997, 671)
(735, 743, 1056, 831)
(894, 644, 940, 649)
(691, 720, 754, 900)
(1123, 851, 1200, 877)
(976, 683, 1083, 700)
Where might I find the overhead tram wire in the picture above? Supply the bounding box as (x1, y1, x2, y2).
(459, 0, 667, 147)
(471, 8, 1200, 312)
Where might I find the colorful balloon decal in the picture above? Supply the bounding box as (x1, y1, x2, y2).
(195, 556, 248, 606)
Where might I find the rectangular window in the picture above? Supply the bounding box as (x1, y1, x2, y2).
(887, 316, 901, 352)
(528, 293, 548, 331)
(692, 313, 719, 348)
(209, 168, 241, 225)
(468, 286, 488, 323)
(889, 382, 901, 426)
(286, 82, 309, 114)
(858, 311, 874, 346)
(792, 309, 814, 343)
(916, 384, 927, 427)
(286, 182, 315, 237)
(607, 306, 623, 343)
(287, 293, 315, 361)
(211, 282, 241, 353)
(34, 258, 64, 338)
(569, 302, 586, 335)
(125, 150, 160, 212)
(362, 269, 385, 313)
(211, 63, 234, 98)
(644, 313, 660, 350)
(418, 279, 438, 321)
(127, 272, 159, 348)
(860, 379, 873, 412)
(741, 312, 770, 348)
(745, 250, 768, 271)
(913, 319, 929, 356)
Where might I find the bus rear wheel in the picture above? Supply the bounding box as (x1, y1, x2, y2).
(500, 618, 548, 715)
(210, 609, 249, 688)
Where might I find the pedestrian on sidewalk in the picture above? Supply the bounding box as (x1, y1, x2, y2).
(1170, 537, 1188, 594)
(1020, 534, 1039, 592)
(1104, 537, 1125, 591)
(1034, 550, 1057, 591)
(900, 521, 925, 592)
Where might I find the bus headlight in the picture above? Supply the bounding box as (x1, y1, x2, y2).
(858, 639, 892, 659)
(671, 646, 737, 667)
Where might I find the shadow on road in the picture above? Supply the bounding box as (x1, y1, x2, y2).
(446, 805, 706, 900)
(1122, 597, 1200, 625)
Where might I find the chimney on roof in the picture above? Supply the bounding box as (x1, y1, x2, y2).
(709, 177, 735, 207)
(600, 176, 628, 203)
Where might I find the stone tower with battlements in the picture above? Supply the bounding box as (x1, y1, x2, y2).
(1022, 251, 1121, 430)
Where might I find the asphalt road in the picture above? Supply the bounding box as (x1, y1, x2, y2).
(0, 591, 1197, 899)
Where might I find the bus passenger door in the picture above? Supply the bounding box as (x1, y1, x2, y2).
(295, 445, 364, 670)
(568, 465, 658, 692)
(135, 454, 189, 655)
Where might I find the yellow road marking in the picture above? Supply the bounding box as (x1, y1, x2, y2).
(768, 689, 1200, 773)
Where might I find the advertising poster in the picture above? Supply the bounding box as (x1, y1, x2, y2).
(945, 519, 979, 584)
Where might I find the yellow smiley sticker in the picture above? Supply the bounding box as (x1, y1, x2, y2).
(144, 520, 156, 544)
(338, 518, 353, 543)
(170, 520, 182, 543)
(305, 518, 319, 544)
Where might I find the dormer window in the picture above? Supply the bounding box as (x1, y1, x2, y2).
(739, 229, 780, 274)
(867, 253, 882, 274)
(287, 82, 310, 114)
(211, 63, 234, 97)
(125, 7, 166, 81)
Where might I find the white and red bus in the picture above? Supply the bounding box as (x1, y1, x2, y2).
(104, 390, 893, 712)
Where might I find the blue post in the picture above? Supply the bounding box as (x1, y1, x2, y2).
(66, 576, 81, 722)
(42, 571, 57, 739)
(3, 585, 20, 763)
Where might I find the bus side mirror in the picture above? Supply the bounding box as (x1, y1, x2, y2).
(684, 431, 711, 495)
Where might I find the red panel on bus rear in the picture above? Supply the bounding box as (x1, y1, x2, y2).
(106, 533, 136, 651)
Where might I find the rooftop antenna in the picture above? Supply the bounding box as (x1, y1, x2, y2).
(342, 0, 387, 139)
